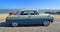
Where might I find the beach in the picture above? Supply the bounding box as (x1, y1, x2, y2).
(0, 14, 60, 32)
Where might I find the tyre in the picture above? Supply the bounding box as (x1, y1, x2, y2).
(11, 22, 18, 27)
(43, 21, 50, 26)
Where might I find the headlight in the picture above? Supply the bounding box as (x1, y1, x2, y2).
(50, 15, 54, 17)
(48, 15, 54, 18)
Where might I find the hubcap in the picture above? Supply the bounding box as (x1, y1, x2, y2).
(12, 23, 18, 27)
(43, 21, 50, 26)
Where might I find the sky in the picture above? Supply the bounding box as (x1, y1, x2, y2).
(0, 0, 60, 9)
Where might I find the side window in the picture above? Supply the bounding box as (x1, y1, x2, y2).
(34, 11, 39, 15)
(30, 11, 39, 15)
(30, 11, 34, 15)
(20, 11, 28, 15)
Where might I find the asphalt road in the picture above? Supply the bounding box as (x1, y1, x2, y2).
(0, 18, 60, 32)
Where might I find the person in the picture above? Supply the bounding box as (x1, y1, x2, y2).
(9, 12, 15, 15)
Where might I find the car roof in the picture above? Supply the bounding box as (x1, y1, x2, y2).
(16, 9, 39, 15)
(18, 9, 38, 12)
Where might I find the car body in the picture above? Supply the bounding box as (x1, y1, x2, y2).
(6, 9, 54, 27)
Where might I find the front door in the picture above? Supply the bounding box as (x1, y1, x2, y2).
(18, 11, 30, 24)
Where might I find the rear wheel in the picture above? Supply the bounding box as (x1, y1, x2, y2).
(11, 22, 18, 27)
(43, 21, 50, 26)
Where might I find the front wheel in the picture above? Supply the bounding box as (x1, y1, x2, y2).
(11, 22, 19, 27)
(43, 21, 50, 26)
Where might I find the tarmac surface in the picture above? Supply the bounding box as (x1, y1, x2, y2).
(0, 18, 60, 32)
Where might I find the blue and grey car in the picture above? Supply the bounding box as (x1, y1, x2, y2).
(6, 9, 54, 27)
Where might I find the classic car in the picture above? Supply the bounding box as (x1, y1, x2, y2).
(6, 9, 54, 27)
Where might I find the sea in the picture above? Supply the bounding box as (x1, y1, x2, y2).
(0, 9, 59, 14)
